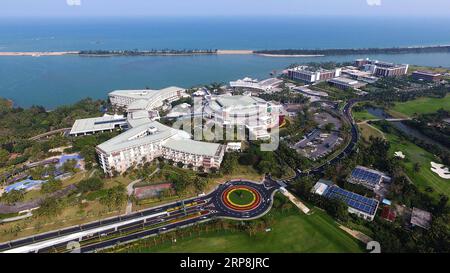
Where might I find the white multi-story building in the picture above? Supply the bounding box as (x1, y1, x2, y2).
(287, 66, 342, 83)
(96, 121, 224, 175)
(229, 77, 282, 92)
(204, 94, 281, 140)
(108, 86, 186, 111)
(355, 59, 409, 77)
(70, 86, 224, 175)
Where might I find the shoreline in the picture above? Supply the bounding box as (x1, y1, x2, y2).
(2, 44, 450, 57)
(0, 51, 79, 57)
(256, 53, 324, 58)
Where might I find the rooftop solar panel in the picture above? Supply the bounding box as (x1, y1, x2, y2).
(350, 167, 383, 185)
(324, 185, 379, 215)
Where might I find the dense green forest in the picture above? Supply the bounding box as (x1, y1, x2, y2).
(255, 45, 450, 56)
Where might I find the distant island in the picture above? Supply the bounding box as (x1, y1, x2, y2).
(254, 45, 450, 56)
(78, 49, 219, 56)
(2, 45, 450, 58)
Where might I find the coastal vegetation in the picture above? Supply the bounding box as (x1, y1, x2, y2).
(255, 45, 450, 56)
(79, 49, 218, 56)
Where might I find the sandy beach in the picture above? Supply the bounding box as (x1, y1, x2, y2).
(216, 49, 254, 55)
(256, 53, 325, 57)
(0, 51, 79, 57)
(0, 50, 325, 58)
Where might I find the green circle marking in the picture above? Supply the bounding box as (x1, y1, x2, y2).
(227, 189, 256, 206)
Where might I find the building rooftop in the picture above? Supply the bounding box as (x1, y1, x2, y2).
(69, 114, 127, 135)
(214, 95, 267, 108)
(96, 121, 181, 154)
(109, 86, 184, 100)
(411, 207, 432, 230)
(348, 166, 390, 186)
(288, 65, 334, 73)
(413, 70, 442, 76)
(323, 185, 379, 216)
(163, 138, 222, 157)
(329, 77, 359, 85)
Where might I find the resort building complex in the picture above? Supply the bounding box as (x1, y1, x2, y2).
(96, 120, 224, 175)
(204, 94, 281, 140)
(229, 77, 282, 92)
(287, 66, 342, 83)
(412, 70, 442, 82)
(108, 86, 187, 111)
(71, 86, 225, 175)
(328, 77, 367, 90)
(355, 58, 409, 77)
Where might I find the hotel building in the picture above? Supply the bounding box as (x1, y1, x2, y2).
(204, 94, 281, 140)
(96, 121, 224, 175)
(412, 70, 442, 82)
(108, 86, 186, 111)
(72, 86, 224, 175)
(355, 58, 409, 77)
(229, 77, 282, 92)
(327, 77, 367, 90)
(287, 66, 341, 83)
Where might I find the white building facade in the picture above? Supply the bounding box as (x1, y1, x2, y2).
(204, 95, 281, 140)
(108, 86, 186, 111)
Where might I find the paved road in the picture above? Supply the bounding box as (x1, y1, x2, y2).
(295, 99, 359, 178)
(0, 180, 280, 253)
(0, 100, 359, 253)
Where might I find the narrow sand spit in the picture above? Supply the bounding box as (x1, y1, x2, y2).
(256, 53, 324, 57)
(0, 51, 79, 57)
(216, 49, 254, 55)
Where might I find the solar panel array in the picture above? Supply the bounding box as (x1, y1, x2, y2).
(94, 118, 127, 125)
(350, 167, 382, 185)
(324, 186, 379, 215)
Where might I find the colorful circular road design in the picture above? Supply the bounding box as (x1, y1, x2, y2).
(221, 185, 261, 211)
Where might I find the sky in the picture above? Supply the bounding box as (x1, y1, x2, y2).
(0, 0, 449, 17)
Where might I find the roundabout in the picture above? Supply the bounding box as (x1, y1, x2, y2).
(210, 179, 280, 219)
(222, 185, 261, 211)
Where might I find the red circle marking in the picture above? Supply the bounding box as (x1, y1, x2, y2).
(221, 185, 262, 212)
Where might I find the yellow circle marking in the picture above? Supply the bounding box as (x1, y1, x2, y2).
(226, 188, 257, 208)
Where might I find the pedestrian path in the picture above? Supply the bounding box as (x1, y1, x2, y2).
(279, 188, 310, 214)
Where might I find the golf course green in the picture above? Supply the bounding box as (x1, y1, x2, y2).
(391, 94, 450, 117)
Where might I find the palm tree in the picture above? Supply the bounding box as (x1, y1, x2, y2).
(206, 82, 224, 94)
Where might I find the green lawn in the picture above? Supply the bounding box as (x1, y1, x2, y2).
(228, 189, 255, 206)
(358, 123, 385, 142)
(391, 94, 450, 117)
(126, 209, 363, 253)
(353, 110, 378, 122)
(374, 124, 449, 198)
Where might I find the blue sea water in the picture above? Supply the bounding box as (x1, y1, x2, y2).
(1, 16, 450, 108)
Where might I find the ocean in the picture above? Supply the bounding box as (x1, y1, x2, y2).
(1, 16, 450, 108)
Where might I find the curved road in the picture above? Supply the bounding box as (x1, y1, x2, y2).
(0, 180, 280, 253)
(295, 99, 359, 177)
(0, 100, 360, 253)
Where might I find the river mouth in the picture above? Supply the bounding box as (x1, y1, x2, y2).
(364, 106, 449, 151)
